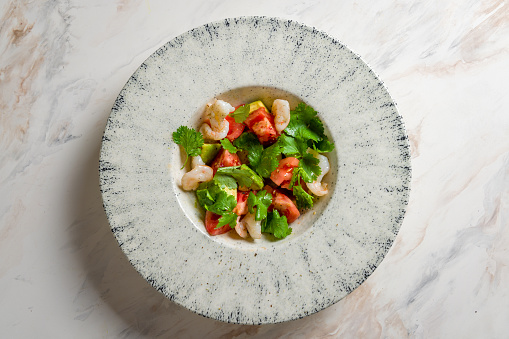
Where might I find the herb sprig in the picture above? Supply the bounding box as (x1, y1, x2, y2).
(172, 126, 204, 169)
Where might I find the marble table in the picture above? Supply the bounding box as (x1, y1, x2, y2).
(2, 1, 508, 337)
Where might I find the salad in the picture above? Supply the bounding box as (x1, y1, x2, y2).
(172, 99, 334, 239)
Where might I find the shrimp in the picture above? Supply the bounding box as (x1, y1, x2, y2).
(206, 99, 234, 131)
(234, 215, 248, 238)
(240, 212, 261, 239)
(199, 99, 234, 140)
(305, 150, 330, 196)
(272, 99, 290, 133)
(191, 155, 205, 168)
(199, 119, 229, 140)
(181, 165, 213, 191)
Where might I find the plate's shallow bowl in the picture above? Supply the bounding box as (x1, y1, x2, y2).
(99, 16, 411, 324)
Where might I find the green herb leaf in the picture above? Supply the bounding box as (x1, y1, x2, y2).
(308, 117, 325, 139)
(262, 210, 292, 239)
(284, 115, 304, 138)
(172, 126, 204, 169)
(216, 164, 264, 190)
(216, 212, 238, 229)
(288, 166, 301, 189)
(288, 167, 315, 209)
(233, 132, 263, 168)
(285, 116, 321, 142)
(277, 134, 300, 156)
(196, 183, 215, 206)
(220, 138, 238, 153)
(255, 142, 281, 178)
(247, 190, 273, 221)
(314, 138, 335, 153)
(196, 180, 237, 216)
(286, 103, 335, 154)
(293, 185, 314, 209)
(229, 104, 251, 123)
(293, 102, 318, 124)
(204, 190, 237, 215)
(299, 153, 321, 183)
(295, 138, 309, 156)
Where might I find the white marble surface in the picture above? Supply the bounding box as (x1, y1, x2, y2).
(1, 0, 508, 337)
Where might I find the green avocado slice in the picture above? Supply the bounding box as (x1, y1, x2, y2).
(200, 143, 221, 164)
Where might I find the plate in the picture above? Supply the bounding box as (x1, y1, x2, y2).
(99, 16, 411, 324)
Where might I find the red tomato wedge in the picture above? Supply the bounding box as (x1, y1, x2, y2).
(225, 115, 245, 142)
(270, 157, 299, 186)
(233, 191, 250, 216)
(210, 149, 241, 174)
(244, 107, 278, 144)
(273, 191, 300, 223)
(205, 211, 232, 235)
(281, 178, 306, 190)
(263, 185, 300, 223)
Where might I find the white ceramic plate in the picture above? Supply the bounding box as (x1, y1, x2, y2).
(100, 16, 411, 324)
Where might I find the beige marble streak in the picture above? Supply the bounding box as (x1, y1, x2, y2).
(0, 2, 40, 159)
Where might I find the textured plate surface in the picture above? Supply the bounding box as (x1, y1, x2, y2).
(99, 16, 411, 324)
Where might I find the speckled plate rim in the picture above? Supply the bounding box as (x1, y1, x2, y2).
(99, 16, 411, 324)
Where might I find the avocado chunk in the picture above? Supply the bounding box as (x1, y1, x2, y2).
(216, 164, 264, 191)
(200, 143, 221, 164)
(247, 100, 269, 114)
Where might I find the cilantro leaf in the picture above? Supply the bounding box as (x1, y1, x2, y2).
(216, 212, 238, 229)
(308, 117, 325, 139)
(255, 142, 281, 178)
(172, 126, 204, 169)
(293, 102, 317, 124)
(285, 116, 321, 142)
(216, 164, 263, 190)
(293, 185, 314, 209)
(196, 179, 238, 229)
(247, 190, 273, 221)
(196, 184, 215, 206)
(296, 138, 309, 156)
(262, 210, 292, 239)
(220, 138, 238, 153)
(299, 153, 321, 183)
(233, 132, 263, 168)
(314, 138, 335, 153)
(229, 104, 250, 123)
(296, 124, 321, 141)
(289, 166, 302, 189)
(288, 165, 316, 209)
(204, 190, 237, 215)
(284, 115, 305, 138)
(277, 134, 300, 156)
(286, 103, 336, 153)
(196, 180, 237, 216)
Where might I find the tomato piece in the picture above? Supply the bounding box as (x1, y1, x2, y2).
(281, 178, 307, 190)
(280, 180, 292, 190)
(272, 191, 300, 223)
(263, 185, 275, 196)
(244, 107, 278, 144)
(262, 185, 300, 223)
(233, 191, 250, 215)
(225, 115, 245, 142)
(270, 157, 299, 186)
(210, 149, 241, 174)
(205, 211, 232, 235)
